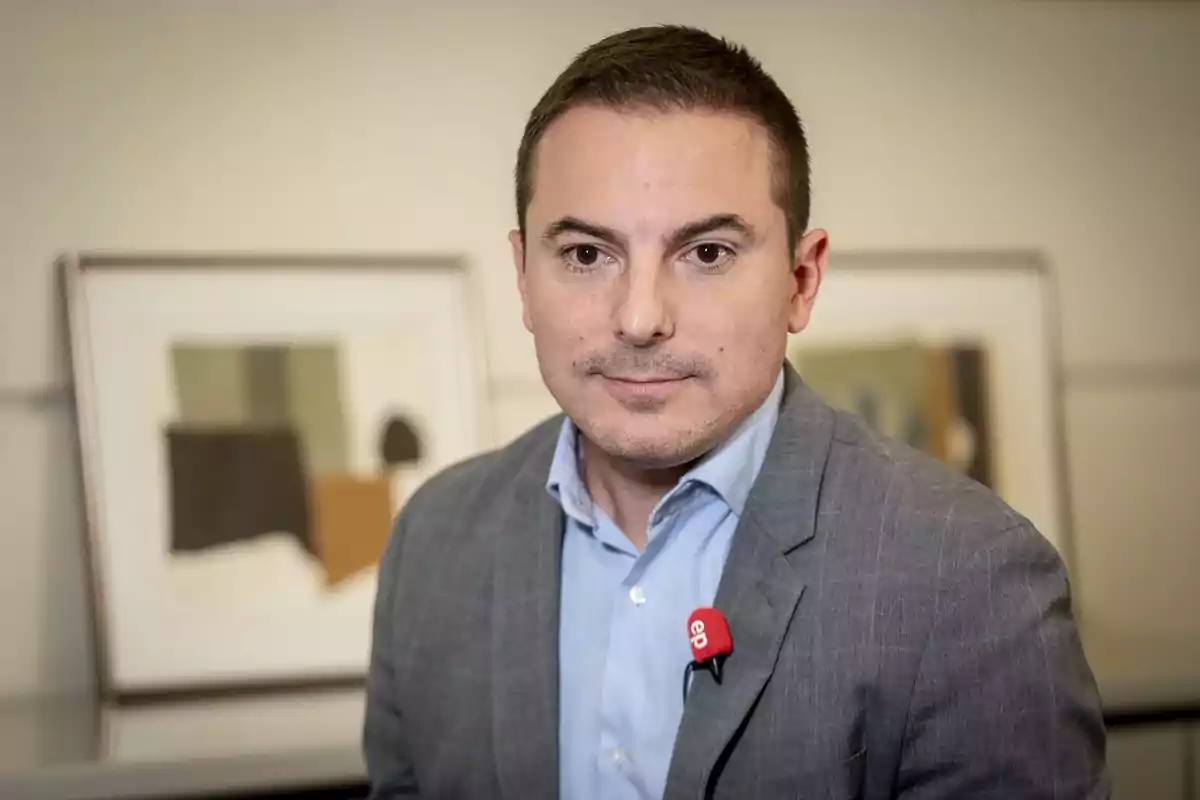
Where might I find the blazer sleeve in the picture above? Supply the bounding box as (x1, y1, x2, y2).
(895, 521, 1111, 799)
(362, 513, 422, 798)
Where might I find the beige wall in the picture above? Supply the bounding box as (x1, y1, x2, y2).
(1, 0, 1197, 700)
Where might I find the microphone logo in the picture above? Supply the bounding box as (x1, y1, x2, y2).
(684, 608, 733, 701)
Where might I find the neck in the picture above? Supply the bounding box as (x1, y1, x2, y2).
(579, 436, 694, 552)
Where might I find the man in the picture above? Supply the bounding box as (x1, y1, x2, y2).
(363, 24, 1109, 799)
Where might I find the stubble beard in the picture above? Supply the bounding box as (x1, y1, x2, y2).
(574, 404, 726, 472)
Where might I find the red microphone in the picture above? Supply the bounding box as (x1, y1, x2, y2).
(688, 607, 733, 664)
(684, 608, 733, 701)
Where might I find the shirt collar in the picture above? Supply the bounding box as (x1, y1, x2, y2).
(546, 367, 785, 520)
(546, 414, 595, 527)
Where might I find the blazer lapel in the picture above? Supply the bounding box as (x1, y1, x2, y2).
(664, 366, 837, 800)
(491, 430, 564, 800)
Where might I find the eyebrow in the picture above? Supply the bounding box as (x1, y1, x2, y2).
(541, 217, 627, 249)
(541, 213, 758, 253)
(664, 214, 757, 253)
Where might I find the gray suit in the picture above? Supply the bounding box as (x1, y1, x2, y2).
(363, 366, 1109, 798)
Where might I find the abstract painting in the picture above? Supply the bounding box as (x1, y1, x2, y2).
(788, 340, 994, 489)
(165, 342, 422, 588)
(63, 254, 488, 699)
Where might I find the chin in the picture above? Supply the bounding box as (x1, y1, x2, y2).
(577, 414, 719, 470)
(599, 439, 695, 470)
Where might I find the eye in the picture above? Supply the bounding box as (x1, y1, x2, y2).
(683, 243, 734, 272)
(561, 244, 612, 273)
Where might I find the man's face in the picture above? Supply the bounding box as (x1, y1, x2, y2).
(510, 105, 828, 469)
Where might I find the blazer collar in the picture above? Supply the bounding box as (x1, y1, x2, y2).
(742, 362, 838, 553)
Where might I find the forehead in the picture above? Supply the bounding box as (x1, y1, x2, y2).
(527, 105, 780, 232)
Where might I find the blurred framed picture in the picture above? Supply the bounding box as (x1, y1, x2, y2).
(62, 253, 490, 701)
(787, 250, 1074, 565)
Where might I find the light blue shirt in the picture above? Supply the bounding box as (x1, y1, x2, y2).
(548, 369, 785, 800)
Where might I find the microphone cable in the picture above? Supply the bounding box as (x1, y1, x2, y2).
(682, 661, 697, 703)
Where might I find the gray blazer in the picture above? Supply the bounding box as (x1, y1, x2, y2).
(363, 366, 1109, 799)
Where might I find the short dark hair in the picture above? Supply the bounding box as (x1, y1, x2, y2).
(514, 25, 811, 244)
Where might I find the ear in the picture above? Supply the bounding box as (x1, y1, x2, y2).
(787, 228, 829, 334)
(509, 228, 533, 333)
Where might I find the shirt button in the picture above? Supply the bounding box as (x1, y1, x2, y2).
(610, 748, 627, 764)
(628, 586, 647, 605)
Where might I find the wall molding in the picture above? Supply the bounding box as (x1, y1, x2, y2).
(1063, 364, 1200, 389)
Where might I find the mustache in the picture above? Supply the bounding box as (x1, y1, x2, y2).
(575, 349, 710, 379)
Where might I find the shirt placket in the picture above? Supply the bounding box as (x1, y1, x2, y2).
(592, 491, 692, 800)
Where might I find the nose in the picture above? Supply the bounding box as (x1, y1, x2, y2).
(613, 262, 675, 347)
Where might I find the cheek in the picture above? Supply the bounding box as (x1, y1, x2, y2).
(528, 288, 602, 355)
(692, 290, 790, 377)
(700, 284, 789, 341)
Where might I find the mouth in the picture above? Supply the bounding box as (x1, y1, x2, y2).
(596, 373, 692, 407)
(603, 375, 688, 384)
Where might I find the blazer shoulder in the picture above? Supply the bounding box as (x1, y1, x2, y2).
(825, 406, 1049, 558)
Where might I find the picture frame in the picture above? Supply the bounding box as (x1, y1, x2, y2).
(61, 252, 491, 702)
(787, 249, 1077, 570)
